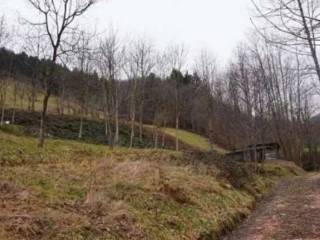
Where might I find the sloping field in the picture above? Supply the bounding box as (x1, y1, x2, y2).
(163, 128, 228, 154)
(1, 109, 227, 151)
(0, 130, 304, 240)
(2, 81, 227, 153)
(3, 81, 62, 113)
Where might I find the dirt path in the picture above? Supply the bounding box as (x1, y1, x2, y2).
(223, 174, 320, 240)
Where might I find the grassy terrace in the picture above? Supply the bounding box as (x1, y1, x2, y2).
(0, 129, 304, 240)
(163, 128, 228, 154)
(4, 82, 62, 113)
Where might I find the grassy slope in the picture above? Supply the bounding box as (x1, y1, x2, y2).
(1, 110, 156, 148)
(0, 130, 304, 240)
(163, 128, 228, 154)
(4, 81, 226, 152)
(4, 82, 62, 113)
(2, 109, 225, 151)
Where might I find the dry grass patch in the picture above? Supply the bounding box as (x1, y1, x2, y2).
(0, 130, 304, 240)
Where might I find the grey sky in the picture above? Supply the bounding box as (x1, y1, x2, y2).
(0, 0, 253, 64)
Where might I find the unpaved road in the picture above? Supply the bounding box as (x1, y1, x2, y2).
(223, 174, 320, 240)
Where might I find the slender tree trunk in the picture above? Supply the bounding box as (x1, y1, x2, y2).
(154, 126, 159, 149)
(208, 117, 213, 151)
(38, 91, 51, 148)
(104, 108, 109, 136)
(19, 91, 24, 110)
(31, 83, 36, 112)
(138, 76, 146, 142)
(11, 92, 16, 124)
(161, 120, 167, 148)
(139, 102, 144, 141)
(78, 107, 84, 139)
(56, 98, 60, 115)
(59, 82, 65, 115)
(253, 144, 257, 172)
(175, 113, 179, 151)
(129, 79, 137, 148)
(11, 82, 17, 124)
(11, 109, 15, 124)
(67, 101, 71, 115)
(0, 86, 7, 126)
(107, 105, 114, 150)
(130, 102, 135, 148)
(103, 80, 109, 137)
(114, 86, 119, 144)
(0, 97, 5, 126)
(175, 81, 179, 151)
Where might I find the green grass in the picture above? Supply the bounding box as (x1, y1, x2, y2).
(3, 80, 226, 153)
(1, 109, 156, 149)
(0, 129, 304, 240)
(4, 81, 62, 113)
(2, 109, 226, 151)
(163, 128, 228, 154)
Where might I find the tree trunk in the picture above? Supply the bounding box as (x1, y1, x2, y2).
(0, 101, 5, 126)
(114, 88, 119, 145)
(130, 103, 135, 148)
(139, 101, 144, 141)
(11, 109, 15, 124)
(175, 114, 179, 151)
(78, 108, 84, 139)
(175, 81, 179, 151)
(129, 79, 137, 148)
(38, 91, 51, 148)
(19, 93, 24, 110)
(154, 127, 158, 149)
(0, 90, 7, 126)
(104, 111, 109, 136)
(161, 120, 167, 148)
(103, 80, 109, 137)
(296, 0, 320, 83)
(11, 82, 17, 124)
(138, 76, 146, 142)
(59, 82, 65, 115)
(31, 84, 36, 112)
(67, 101, 71, 115)
(107, 112, 114, 150)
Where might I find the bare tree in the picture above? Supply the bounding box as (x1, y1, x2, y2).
(73, 30, 95, 139)
(150, 52, 171, 148)
(98, 29, 124, 148)
(26, 0, 96, 147)
(123, 51, 137, 148)
(22, 25, 49, 114)
(193, 49, 217, 149)
(131, 38, 155, 142)
(250, 39, 313, 164)
(166, 44, 187, 151)
(0, 77, 8, 126)
(0, 15, 10, 126)
(252, 0, 320, 83)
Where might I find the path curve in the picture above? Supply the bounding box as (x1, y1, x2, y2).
(223, 174, 320, 240)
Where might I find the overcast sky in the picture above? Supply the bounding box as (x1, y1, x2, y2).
(0, 0, 253, 64)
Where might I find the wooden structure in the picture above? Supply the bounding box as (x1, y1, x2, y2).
(226, 142, 281, 162)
